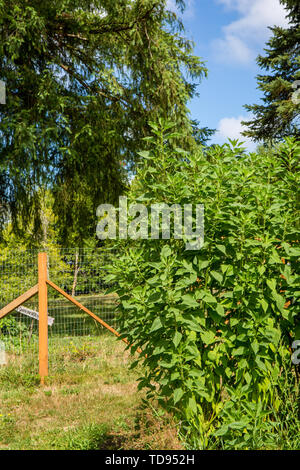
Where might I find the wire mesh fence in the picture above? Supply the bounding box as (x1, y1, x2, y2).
(0, 249, 39, 371)
(0, 247, 118, 375)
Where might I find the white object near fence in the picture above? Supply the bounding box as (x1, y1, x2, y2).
(16, 306, 54, 327)
(0, 80, 6, 104)
(0, 340, 6, 365)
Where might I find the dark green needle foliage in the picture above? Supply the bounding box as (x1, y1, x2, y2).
(243, 0, 300, 142)
(0, 0, 207, 244)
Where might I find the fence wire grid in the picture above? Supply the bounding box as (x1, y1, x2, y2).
(0, 248, 118, 373)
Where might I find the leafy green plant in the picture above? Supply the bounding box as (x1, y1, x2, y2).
(213, 397, 278, 450)
(212, 363, 299, 450)
(67, 341, 97, 362)
(106, 121, 299, 448)
(0, 316, 27, 337)
(0, 316, 34, 350)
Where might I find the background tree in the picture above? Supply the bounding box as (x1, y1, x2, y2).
(0, 0, 209, 246)
(243, 0, 300, 142)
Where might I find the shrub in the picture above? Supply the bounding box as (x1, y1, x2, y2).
(107, 122, 299, 448)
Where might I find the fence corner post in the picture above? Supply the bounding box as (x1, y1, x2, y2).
(38, 252, 48, 385)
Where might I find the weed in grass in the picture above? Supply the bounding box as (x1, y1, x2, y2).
(0, 413, 17, 444)
(59, 387, 80, 396)
(113, 416, 131, 432)
(67, 341, 98, 362)
(0, 365, 40, 390)
(49, 423, 110, 450)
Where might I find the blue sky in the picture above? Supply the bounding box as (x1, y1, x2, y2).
(167, 0, 289, 150)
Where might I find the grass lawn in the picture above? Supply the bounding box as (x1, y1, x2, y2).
(0, 296, 298, 450)
(0, 334, 182, 450)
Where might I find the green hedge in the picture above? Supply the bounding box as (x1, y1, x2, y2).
(107, 123, 299, 448)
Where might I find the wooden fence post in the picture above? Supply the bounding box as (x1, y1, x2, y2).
(38, 252, 48, 384)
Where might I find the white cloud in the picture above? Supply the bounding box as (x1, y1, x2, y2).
(166, 0, 175, 9)
(217, 115, 257, 151)
(213, 0, 289, 65)
(213, 34, 254, 64)
(166, 0, 177, 10)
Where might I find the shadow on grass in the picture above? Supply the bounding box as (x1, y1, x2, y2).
(98, 433, 128, 450)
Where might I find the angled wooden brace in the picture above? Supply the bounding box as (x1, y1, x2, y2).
(0, 284, 39, 320)
(46, 278, 142, 354)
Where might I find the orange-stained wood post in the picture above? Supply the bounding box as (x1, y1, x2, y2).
(38, 252, 48, 385)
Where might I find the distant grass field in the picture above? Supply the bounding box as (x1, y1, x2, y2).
(47, 293, 119, 335)
(0, 333, 182, 450)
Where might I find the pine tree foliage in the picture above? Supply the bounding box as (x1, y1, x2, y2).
(243, 0, 300, 142)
